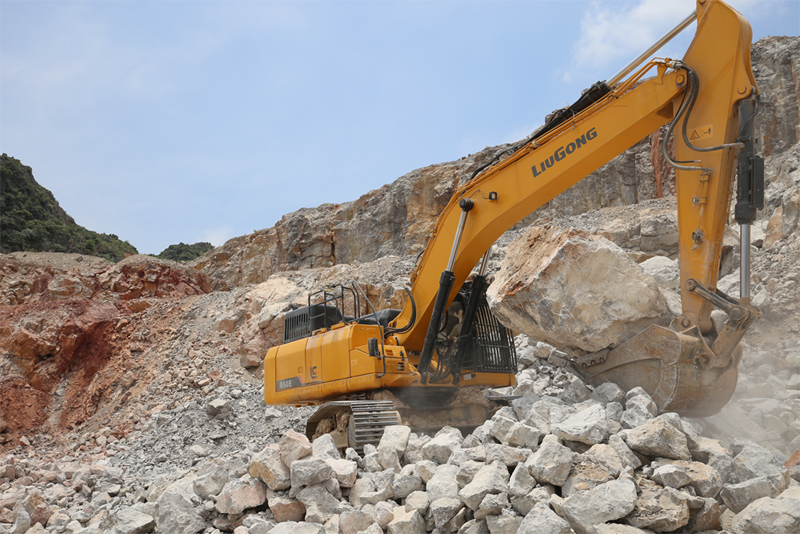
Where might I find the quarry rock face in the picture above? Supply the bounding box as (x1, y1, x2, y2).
(487, 226, 668, 354)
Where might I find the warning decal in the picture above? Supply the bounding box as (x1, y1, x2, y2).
(689, 124, 713, 141)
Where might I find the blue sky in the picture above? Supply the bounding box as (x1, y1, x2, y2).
(2, 0, 798, 255)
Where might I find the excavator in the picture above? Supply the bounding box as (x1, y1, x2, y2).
(264, 0, 764, 451)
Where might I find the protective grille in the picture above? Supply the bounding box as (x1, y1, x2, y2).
(461, 293, 517, 374)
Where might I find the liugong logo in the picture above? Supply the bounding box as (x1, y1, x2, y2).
(531, 127, 598, 178)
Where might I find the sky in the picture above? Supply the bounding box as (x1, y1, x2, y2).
(1, 0, 798, 255)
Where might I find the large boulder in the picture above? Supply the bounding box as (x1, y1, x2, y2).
(487, 226, 668, 354)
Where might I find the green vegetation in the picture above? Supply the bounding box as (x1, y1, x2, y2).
(156, 242, 214, 262)
(0, 154, 138, 262)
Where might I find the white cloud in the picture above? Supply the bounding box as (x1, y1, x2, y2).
(564, 0, 766, 84)
(204, 226, 234, 247)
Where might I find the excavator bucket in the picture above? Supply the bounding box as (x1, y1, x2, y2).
(571, 324, 741, 417)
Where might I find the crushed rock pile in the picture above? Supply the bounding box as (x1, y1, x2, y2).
(1, 338, 798, 534)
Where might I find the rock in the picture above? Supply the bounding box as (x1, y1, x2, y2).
(475, 492, 507, 520)
(206, 398, 231, 417)
(459, 461, 509, 511)
(193, 463, 231, 498)
(621, 393, 657, 430)
(249, 444, 291, 490)
(267, 492, 306, 523)
(510, 485, 555, 517)
(553, 477, 637, 534)
(484, 509, 522, 534)
(426, 464, 460, 500)
(487, 226, 668, 354)
(296, 484, 341, 524)
(490, 416, 543, 449)
(518, 502, 573, 534)
(155, 490, 206, 534)
(562, 459, 614, 497)
(280, 430, 313, 466)
(485, 443, 530, 467)
(340, 510, 375, 534)
(112, 508, 156, 534)
(215, 477, 267, 514)
(651, 464, 692, 489)
(269, 522, 324, 534)
(404, 491, 429, 515)
(728, 441, 788, 486)
(379, 425, 412, 456)
(660, 460, 722, 498)
(551, 404, 609, 445)
(626, 482, 690, 532)
(391, 465, 425, 499)
(291, 457, 334, 488)
(591, 382, 626, 405)
(623, 418, 691, 460)
(525, 434, 577, 486)
(720, 476, 789, 514)
(608, 434, 642, 470)
(640, 256, 680, 288)
(386, 508, 425, 534)
(685, 497, 721, 532)
(375, 501, 395, 528)
(312, 434, 341, 460)
(430, 497, 464, 527)
(508, 463, 536, 497)
(324, 458, 358, 488)
(421, 427, 463, 464)
(729, 485, 800, 534)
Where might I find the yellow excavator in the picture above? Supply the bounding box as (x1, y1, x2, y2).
(264, 0, 764, 450)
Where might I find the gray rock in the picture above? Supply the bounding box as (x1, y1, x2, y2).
(458, 461, 509, 511)
(651, 464, 692, 489)
(525, 434, 576, 486)
(551, 404, 609, 445)
(386, 508, 425, 534)
(339, 509, 374, 534)
(430, 497, 464, 528)
(518, 502, 573, 534)
(721, 476, 789, 514)
(510, 485, 555, 517)
(280, 430, 313, 466)
(562, 459, 614, 497)
(193, 463, 231, 498)
(154, 490, 206, 534)
(112, 508, 156, 534)
(621, 395, 657, 429)
(215, 477, 267, 514)
(269, 522, 324, 534)
(475, 492, 508, 520)
(404, 491, 429, 515)
(508, 463, 536, 497)
(485, 443, 530, 467)
(485, 509, 522, 534)
(421, 427, 463, 464)
(591, 382, 626, 405)
(625, 483, 690, 532)
(291, 457, 335, 488)
(426, 464, 460, 500)
(297, 484, 341, 524)
(608, 434, 642, 470)
(623, 418, 691, 460)
(553, 477, 637, 534)
(312, 433, 341, 460)
(392, 464, 425, 499)
(378, 425, 412, 456)
(325, 458, 358, 488)
(729, 485, 800, 534)
(206, 398, 231, 417)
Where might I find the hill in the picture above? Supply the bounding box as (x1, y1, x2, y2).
(156, 241, 214, 262)
(0, 154, 138, 262)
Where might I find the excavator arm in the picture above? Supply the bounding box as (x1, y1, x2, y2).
(391, 0, 761, 414)
(264, 0, 762, 419)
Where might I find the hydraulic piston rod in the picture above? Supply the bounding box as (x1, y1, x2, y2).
(606, 10, 697, 87)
